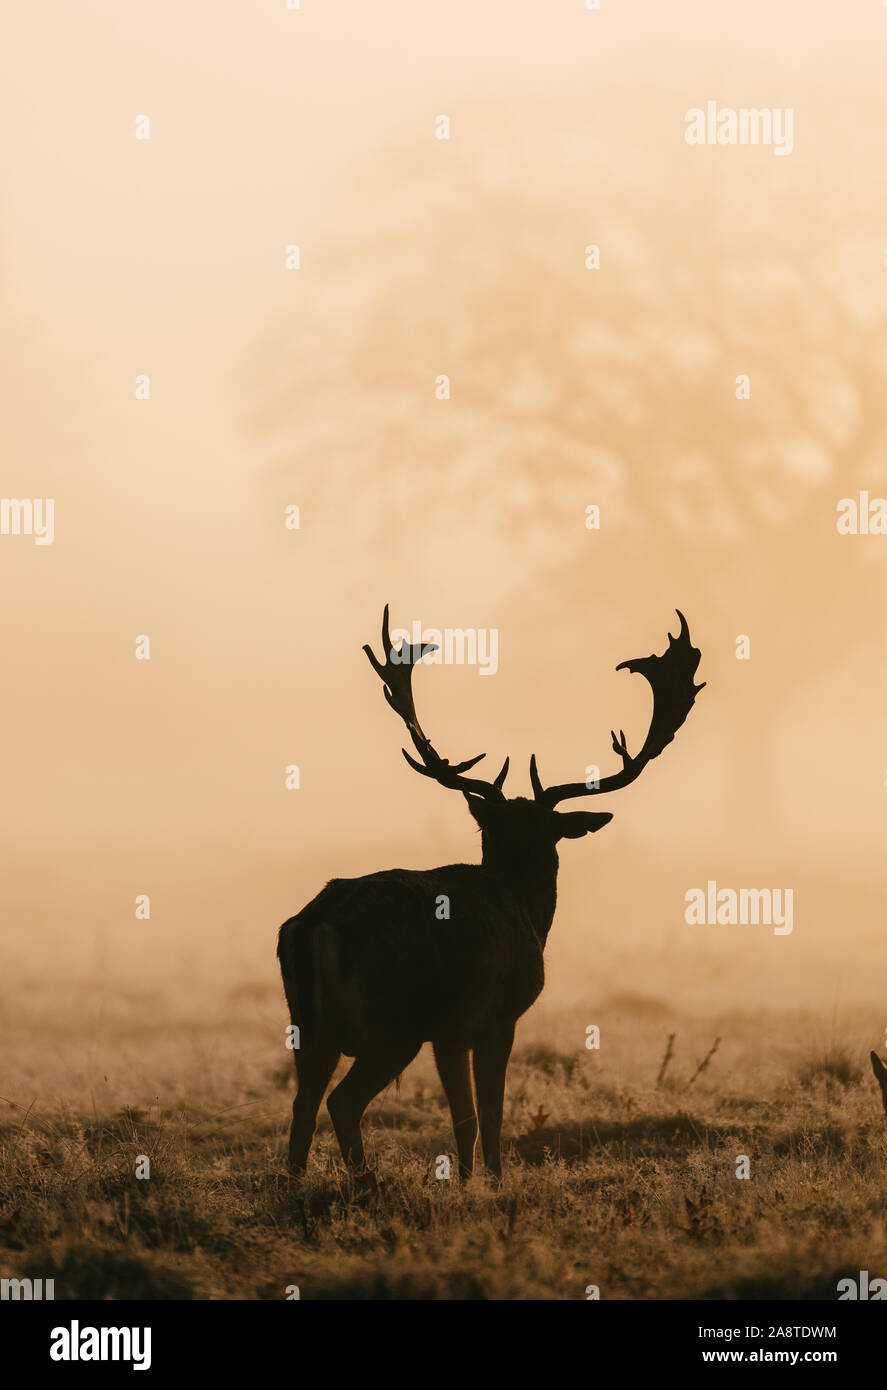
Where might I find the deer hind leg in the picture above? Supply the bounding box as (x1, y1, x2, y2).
(433, 1043, 478, 1179)
(473, 1023, 515, 1182)
(289, 1040, 340, 1173)
(870, 1051, 887, 1116)
(327, 1041, 421, 1175)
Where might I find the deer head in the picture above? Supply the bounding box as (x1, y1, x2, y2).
(363, 606, 705, 862)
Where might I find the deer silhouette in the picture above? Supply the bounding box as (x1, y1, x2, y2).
(277, 606, 704, 1181)
(871, 1052, 887, 1116)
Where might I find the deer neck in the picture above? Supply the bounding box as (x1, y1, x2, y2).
(481, 842, 559, 943)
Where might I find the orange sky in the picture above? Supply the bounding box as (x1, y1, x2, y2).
(2, 0, 887, 903)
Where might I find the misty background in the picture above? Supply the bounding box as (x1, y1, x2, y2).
(3, 2, 887, 1107)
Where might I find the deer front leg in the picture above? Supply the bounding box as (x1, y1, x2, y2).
(433, 1042, 478, 1179)
(472, 1024, 515, 1181)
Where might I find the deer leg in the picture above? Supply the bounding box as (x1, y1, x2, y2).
(432, 1042, 478, 1179)
(327, 1042, 421, 1173)
(473, 1024, 515, 1182)
(289, 1040, 341, 1172)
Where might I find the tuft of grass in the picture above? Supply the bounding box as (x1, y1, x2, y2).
(797, 1046, 863, 1091)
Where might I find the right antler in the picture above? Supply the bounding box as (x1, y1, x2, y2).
(363, 604, 509, 800)
(530, 610, 705, 807)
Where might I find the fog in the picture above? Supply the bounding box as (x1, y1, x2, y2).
(2, 2, 887, 1040)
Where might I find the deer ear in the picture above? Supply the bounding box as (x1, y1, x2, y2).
(553, 810, 613, 840)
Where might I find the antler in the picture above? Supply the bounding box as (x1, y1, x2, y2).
(531, 610, 705, 807)
(363, 605, 508, 800)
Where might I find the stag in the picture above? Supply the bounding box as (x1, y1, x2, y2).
(278, 607, 704, 1180)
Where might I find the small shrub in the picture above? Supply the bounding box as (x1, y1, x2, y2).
(797, 1046, 862, 1091)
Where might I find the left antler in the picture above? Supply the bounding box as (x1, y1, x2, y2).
(530, 610, 705, 807)
(363, 604, 509, 800)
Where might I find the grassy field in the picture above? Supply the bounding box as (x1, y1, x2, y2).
(3, 991, 886, 1301)
(2, 849, 886, 1301)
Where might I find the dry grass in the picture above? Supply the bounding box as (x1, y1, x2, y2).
(2, 980, 886, 1300)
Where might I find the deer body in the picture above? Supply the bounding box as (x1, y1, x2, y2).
(279, 819, 557, 1177)
(284, 855, 552, 1051)
(278, 607, 703, 1180)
